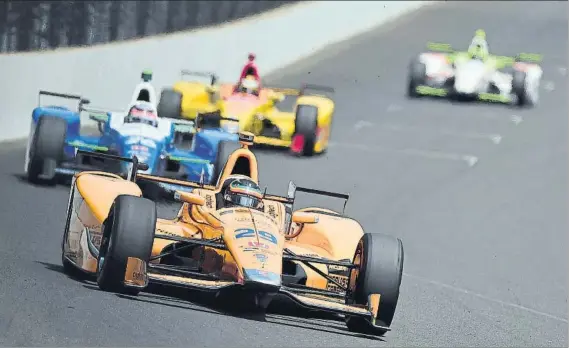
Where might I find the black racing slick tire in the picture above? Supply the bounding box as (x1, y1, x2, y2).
(511, 70, 536, 108)
(157, 88, 183, 119)
(96, 195, 156, 295)
(345, 233, 404, 336)
(211, 140, 242, 186)
(407, 59, 426, 98)
(291, 105, 318, 156)
(27, 116, 66, 185)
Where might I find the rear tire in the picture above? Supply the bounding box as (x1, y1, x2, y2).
(158, 89, 183, 119)
(291, 105, 318, 156)
(27, 116, 67, 185)
(407, 59, 426, 98)
(96, 195, 156, 295)
(211, 140, 241, 186)
(345, 233, 404, 336)
(512, 70, 536, 107)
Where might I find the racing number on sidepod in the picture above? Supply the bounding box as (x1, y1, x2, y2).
(235, 228, 277, 244)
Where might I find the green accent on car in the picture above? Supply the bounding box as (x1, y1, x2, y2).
(89, 112, 109, 122)
(67, 140, 109, 151)
(174, 124, 196, 133)
(141, 69, 153, 82)
(478, 93, 510, 103)
(427, 42, 453, 53)
(416, 86, 448, 97)
(168, 156, 209, 164)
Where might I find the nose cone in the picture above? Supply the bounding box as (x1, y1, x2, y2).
(242, 268, 281, 288)
(454, 76, 479, 94)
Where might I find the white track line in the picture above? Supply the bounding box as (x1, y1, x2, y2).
(404, 272, 568, 324)
(328, 142, 479, 167)
(384, 106, 524, 125)
(543, 81, 555, 92)
(353, 121, 502, 144)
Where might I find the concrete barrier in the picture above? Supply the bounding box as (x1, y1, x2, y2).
(0, 1, 433, 142)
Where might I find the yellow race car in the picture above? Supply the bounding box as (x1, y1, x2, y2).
(157, 71, 335, 156)
(60, 132, 404, 336)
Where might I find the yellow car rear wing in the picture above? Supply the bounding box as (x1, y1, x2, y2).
(180, 70, 218, 85)
(265, 84, 335, 97)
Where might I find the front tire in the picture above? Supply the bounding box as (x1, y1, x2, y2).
(27, 116, 67, 185)
(407, 59, 426, 98)
(345, 233, 404, 336)
(512, 70, 537, 107)
(96, 195, 156, 295)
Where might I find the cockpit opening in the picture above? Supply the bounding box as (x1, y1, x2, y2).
(232, 156, 251, 177)
(137, 89, 151, 102)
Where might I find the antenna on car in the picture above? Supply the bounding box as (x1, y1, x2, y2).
(199, 167, 205, 187)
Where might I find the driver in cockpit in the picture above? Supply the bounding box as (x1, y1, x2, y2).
(216, 175, 264, 211)
(124, 102, 159, 127)
(235, 77, 260, 96)
(467, 29, 490, 62)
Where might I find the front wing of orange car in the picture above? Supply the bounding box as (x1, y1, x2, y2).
(121, 232, 389, 332)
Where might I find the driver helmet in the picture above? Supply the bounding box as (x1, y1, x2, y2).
(141, 69, 153, 82)
(468, 29, 489, 60)
(223, 177, 264, 210)
(125, 102, 158, 127)
(240, 76, 260, 95)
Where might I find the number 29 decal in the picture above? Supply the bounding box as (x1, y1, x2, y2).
(235, 228, 277, 244)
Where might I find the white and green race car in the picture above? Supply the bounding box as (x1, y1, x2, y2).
(407, 29, 543, 107)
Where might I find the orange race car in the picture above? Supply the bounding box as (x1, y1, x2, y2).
(60, 132, 404, 336)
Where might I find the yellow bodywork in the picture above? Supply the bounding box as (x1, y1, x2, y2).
(168, 79, 335, 154)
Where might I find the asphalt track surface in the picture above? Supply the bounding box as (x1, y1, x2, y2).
(0, 1, 567, 347)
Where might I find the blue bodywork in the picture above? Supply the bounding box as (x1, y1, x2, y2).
(28, 105, 238, 186)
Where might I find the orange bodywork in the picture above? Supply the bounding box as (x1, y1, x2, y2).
(62, 136, 364, 294)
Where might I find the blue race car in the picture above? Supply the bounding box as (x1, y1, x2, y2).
(24, 90, 239, 189)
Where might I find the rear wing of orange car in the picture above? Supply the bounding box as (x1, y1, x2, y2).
(75, 149, 149, 182)
(263, 181, 350, 236)
(264, 181, 349, 210)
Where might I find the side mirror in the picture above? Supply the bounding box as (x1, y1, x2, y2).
(292, 211, 319, 224)
(89, 112, 109, 123)
(137, 162, 149, 171)
(174, 191, 205, 206)
(80, 98, 91, 105)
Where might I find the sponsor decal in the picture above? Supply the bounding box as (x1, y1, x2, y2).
(234, 228, 277, 244)
(125, 136, 157, 148)
(243, 268, 281, 283)
(268, 205, 277, 219)
(247, 241, 269, 249)
(129, 144, 150, 153)
(85, 227, 102, 248)
(156, 228, 178, 237)
(67, 140, 109, 152)
(254, 253, 267, 263)
(205, 195, 213, 209)
(219, 210, 234, 216)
